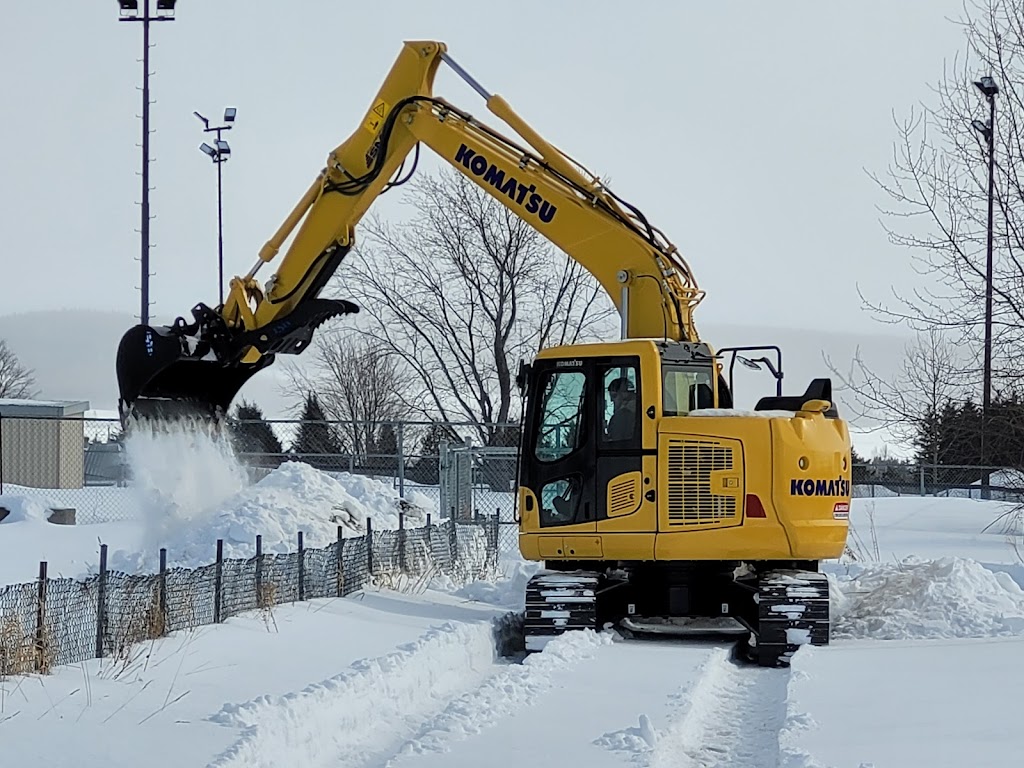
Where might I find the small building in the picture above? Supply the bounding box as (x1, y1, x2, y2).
(0, 399, 90, 490)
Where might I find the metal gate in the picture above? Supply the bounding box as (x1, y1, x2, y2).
(439, 442, 520, 551)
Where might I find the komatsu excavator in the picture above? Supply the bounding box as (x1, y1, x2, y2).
(116, 40, 851, 666)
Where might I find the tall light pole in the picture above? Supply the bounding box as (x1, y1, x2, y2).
(196, 108, 235, 307)
(972, 74, 998, 500)
(117, 0, 177, 326)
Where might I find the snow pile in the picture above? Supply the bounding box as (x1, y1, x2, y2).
(829, 556, 1024, 640)
(0, 493, 53, 524)
(452, 558, 543, 609)
(123, 421, 251, 556)
(112, 461, 434, 571)
(110, 424, 434, 572)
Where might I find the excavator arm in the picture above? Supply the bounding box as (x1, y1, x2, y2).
(116, 40, 704, 426)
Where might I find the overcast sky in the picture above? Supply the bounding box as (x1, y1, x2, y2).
(0, 1, 975, 336)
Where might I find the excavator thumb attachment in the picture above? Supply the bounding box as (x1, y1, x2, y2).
(115, 298, 359, 430)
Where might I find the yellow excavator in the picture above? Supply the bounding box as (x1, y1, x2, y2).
(115, 40, 851, 666)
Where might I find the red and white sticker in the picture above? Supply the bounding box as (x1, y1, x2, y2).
(833, 502, 850, 520)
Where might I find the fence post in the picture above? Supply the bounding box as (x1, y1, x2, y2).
(397, 422, 405, 498)
(366, 517, 374, 579)
(492, 508, 500, 558)
(919, 464, 926, 496)
(255, 534, 263, 608)
(95, 543, 107, 659)
(398, 512, 406, 573)
(35, 561, 47, 673)
(449, 515, 459, 563)
(214, 539, 224, 623)
(298, 530, 305, 601)
(342, 528, 350, 598)
(159, 547, 168, 635)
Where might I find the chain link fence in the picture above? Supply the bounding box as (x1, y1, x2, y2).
(851, 463, 1022, 501)
(0, 516, 498, 677)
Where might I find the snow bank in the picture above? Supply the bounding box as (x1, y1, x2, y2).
(107, 424, 434, 573)
(452, 559, 543, 609)
(829, 556, 1024, 640)
(0, 493, 54, 524)
(110, 461, 433, 572)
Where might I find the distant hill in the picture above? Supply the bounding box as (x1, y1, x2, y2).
(0, 309, 914, 456)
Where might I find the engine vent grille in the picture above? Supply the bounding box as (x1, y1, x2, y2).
(666, 439, 738, 526)
(608, 475, 639, 516)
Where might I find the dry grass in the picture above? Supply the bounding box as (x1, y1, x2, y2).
(844, 502, 880, 562)
(257, 581, 278, 632)
(32, 623, 54, 676)
(0, 615, 34, 677)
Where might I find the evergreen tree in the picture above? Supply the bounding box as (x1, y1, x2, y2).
(292, 392, 344, 470)
(371, 422, 400, 474)
(407, 422, 456, 484)
(229, 400, 284, 468)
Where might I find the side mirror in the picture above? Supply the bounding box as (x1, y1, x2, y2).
(516, 360, 532, 394)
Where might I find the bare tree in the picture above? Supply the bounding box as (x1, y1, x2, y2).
(863, 0, 1024, 397)
(0, 338, 36, 399)
(281, 329, 414, 457)
(338, 167, 617, 446)
(826, 327, 973, 462)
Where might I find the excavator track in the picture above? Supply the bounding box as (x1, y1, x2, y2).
(523, 571, 600, 651)
(748, 569, 831, 667)
(524, 567, 831, 667)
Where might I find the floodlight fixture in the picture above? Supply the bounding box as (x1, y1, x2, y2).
(194, 111, 210, 129)
(972, 119, 992, 140)
(215, 139, 231, 157)
(156, 0, 177, 14)
(224, 107, 236, 123)
(974, 75, 999, 98)
(737, 356, 762, 371)
(118, 0, 139, 14)
(200, 142, 216, 158)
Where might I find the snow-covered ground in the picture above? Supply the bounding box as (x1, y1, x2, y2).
(2, 429, 1023, 768)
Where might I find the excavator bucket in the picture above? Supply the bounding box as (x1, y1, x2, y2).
(115, 323, 271, 431)
(115, 297, 358, 432)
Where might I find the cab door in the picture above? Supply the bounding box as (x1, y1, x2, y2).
(594, 357, 647, 524)
(519, 360, 597, 534)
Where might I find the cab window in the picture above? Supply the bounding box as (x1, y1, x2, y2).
(533, 369, 586, 462)
(601, 364, 639, 443)
(663, 366, 715, 416)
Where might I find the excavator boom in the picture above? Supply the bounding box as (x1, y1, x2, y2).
(116, 40, 703, 426)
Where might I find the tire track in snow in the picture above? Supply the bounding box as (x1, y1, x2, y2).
(382, 629, 615, 767)
(601, 646, 794, 768)
(203, 621, 613, 768)
(652, 648, 790, 768)
(204, 621, 499, 768)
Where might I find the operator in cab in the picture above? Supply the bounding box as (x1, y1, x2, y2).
(606, 376, 636, 441)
